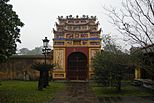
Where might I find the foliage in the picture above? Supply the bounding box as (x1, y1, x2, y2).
(130, 47, 143, 65)
(31, 63, 55, 90)
(27, 47, 43, 55)
(18, 48, 29, 55)
(93, 51, 130, 91)
(19, 47, 43, 55)
(0, 81, 64, 103)
(106, 0, 154, 78)
(130, 46, 154, 79)
(0, 0, 24, 62)
(92, 52, 110, 86)
(93, 34, 132, 91)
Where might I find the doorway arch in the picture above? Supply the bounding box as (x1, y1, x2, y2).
(67, 52, 87, 80)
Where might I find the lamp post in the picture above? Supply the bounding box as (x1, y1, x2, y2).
(42, 37, 51, 87)
(42, 37, 50, 63)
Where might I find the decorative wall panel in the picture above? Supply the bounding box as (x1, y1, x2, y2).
(54, 48, 65, 71)
(89, 48, 100, 71)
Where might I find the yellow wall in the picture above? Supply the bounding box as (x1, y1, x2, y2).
(53, 48, 66, 79)
(88, 48, 101, 79)
(135, 66, 141, 79)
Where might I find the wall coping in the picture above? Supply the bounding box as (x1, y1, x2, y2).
(10, 55, 52, 59)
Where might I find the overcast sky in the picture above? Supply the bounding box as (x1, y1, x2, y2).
(10, 0, 123, 50)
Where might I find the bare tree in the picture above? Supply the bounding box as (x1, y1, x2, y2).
(107, 0, 154, 46)
(106, 0, 154, 79)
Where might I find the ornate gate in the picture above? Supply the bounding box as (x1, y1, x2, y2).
(67, 52, 87, 80)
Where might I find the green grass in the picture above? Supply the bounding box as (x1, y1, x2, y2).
(92, 82, 154, 97)
(0, 80, 64, 103)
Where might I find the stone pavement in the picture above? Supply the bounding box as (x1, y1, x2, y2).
(49, 82, 154, 103)
(49, 82, 100, 103)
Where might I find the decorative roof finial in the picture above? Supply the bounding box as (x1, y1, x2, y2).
(83, 15, 86, 18)
(86, 15, 89, 18)
(69, 15, 72, 18)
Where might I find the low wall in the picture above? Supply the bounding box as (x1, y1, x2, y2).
(0, 55, 52, 80)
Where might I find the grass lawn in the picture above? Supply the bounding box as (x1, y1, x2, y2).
(0, 80, 64, 103)
(92, 81, 154, 97)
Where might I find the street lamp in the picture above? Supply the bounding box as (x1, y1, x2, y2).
(42, 37, 51, 87)
(42, 37, 51, 64)
(43, 37, 49, 48)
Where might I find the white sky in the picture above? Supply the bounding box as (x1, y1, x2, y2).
(10, 0, 124, 50)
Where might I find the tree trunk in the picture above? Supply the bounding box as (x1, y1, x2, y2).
(117, 79, 121, 92)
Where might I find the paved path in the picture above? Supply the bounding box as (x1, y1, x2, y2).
(50, 82, 100, 103)
(49, 82, 154, 103)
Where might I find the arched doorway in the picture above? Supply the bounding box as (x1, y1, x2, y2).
(67, 52, 87, 80)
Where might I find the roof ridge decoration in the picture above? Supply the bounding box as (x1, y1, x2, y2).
(58, 15, 97, 20)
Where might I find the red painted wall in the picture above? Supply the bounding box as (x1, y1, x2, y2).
(65, 47, 89, 79)
(66, 47, 89, 58)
